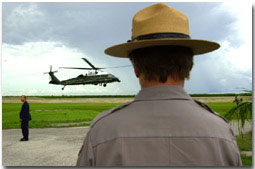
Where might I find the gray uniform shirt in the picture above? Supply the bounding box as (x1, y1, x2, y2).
(77, 85, 242, 166)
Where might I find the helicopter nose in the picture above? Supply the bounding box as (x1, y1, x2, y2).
(116, 78, 121, 82)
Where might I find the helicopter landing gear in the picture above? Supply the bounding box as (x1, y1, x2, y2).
(103, 83, 107, 87)
(62, 86, 66, 90)
(99, 83, 102, 86)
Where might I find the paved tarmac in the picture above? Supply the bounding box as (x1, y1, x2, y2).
(2, 127, 89, 166)
(2, 121, 252, 166)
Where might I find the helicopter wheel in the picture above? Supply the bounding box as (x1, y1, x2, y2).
(103, 83, 106, 87)
(62, 86, 65, 90)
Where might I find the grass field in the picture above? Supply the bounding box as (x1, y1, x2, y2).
(2, 102, 240, 129)
(241, 154, 252, 166)
(2, 103, 121, 129)
(237, 131, 252, 152)
(237, 131, 252, 166)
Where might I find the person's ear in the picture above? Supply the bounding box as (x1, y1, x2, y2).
(130, 57, 140, 78)
(134, 66, 140, 78)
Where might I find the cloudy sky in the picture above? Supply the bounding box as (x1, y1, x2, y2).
(2, 2, 252, 96)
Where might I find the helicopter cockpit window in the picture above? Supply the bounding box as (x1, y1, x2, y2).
(108, 74, 114, 78)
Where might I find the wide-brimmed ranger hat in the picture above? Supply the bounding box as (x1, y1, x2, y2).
(105, 3, 220, 58)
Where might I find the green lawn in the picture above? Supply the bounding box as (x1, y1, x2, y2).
(207, 102, 252, 119)
(236, 131, 252, 151)
(3, 102, 237, 129)
(236, 131, 253, 166)
(241, 154, 253, 166)
(2, 103, 121, 129)
(207, 102, 236, 116)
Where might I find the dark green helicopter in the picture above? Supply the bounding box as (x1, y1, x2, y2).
(44, 58, 130, 90)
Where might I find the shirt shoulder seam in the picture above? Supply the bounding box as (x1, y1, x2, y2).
(92, 135, 235, 148)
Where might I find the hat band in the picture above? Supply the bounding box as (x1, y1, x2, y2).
(128, 33, 190, 42)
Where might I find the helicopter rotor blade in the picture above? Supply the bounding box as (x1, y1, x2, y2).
(43, 66, 51, 74)
(44, 66, 57, 75)
(99, 65, 132, 69)
(59, 57, 132, 71)
(44, 71, 58, 74)
(85, 65, 131, 69)
(59, 67, 93, 70)
(82, 58, 98, 69)
(59, 65, 131, 70)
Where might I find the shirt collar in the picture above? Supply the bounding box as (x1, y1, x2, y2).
(134, 85, 192, 101)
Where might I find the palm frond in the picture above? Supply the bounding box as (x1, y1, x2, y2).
(224, 102, 252, 136)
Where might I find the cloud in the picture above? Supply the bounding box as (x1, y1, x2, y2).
(2, 2, 252, 95)
(2, 41, 94, 95)
(185, 2, 252, 93)
(2, 41, 86, 79)
(3, 3, 44, 45)
(186, 39, 251, 93)
(1, 39, 133, 96)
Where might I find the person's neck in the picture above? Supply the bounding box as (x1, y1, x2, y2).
(140, 76, 184, 89)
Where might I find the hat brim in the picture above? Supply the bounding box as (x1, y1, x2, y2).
(105, 39, 220, 58)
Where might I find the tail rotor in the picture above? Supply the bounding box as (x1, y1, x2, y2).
(44, 65, 58, 74)
(44, 65, 58, 80)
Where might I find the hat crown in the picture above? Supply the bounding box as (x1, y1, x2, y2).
(132, 3, 190, 39)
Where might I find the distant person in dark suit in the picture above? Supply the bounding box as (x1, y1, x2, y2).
(19, 95, 31, 141)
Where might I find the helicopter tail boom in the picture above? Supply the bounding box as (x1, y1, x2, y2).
(44, 66, 61, 84)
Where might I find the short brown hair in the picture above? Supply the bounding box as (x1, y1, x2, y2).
(129, 46, 194, 83)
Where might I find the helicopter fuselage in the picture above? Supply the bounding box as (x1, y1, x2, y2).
(49, 72, 120, 86)
(46, 57, 127, 90)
